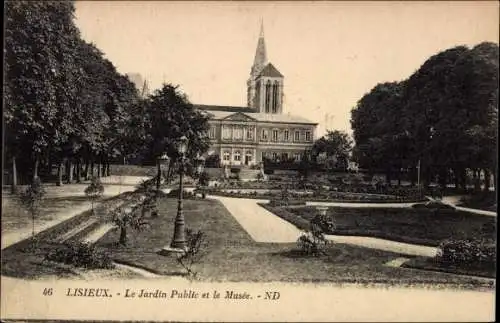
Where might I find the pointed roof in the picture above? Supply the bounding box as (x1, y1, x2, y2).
(259, 63, 283, 77)
(252, 21, 267, 74)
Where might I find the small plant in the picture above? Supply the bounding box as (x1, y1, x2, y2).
(296, 221, 330, 256)
(137, 179, 159, 217)
(176, 229, 208, 279)
(45, 242, 115, 269)
(85, 176, 104, 215)
(19, 177, 46, 249)
(112, 205, 150, 246)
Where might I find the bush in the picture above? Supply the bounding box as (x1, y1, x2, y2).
(296, 221, 330, 256)
(176, 229, 208, 279)
(412, 200, 456, 211)
(437, 239, 496, 267)
(46, 242, 115, 269)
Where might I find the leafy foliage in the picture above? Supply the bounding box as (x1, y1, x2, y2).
(46, 242, 115, 269)
(437, 239, 496, 267)
(19, 177, 46, 247)
(176, 229, 208, 279)
(111, 205, 150, 246)
(350, 43, 498, 191)
(84, 176, 104, 214)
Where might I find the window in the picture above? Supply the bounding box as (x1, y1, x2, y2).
(234, 127, 243, 140)
(234, 150, 241, 161)
(209, 126, 216, 139)
(222, 126, 231, 139)
(305, 131, 312, 141)
(261, 129, 268, 141)
(265, 81, 271, 113)
(246, 127, 254, 140)
(223, 151, 230, 161)
(294, 153, 301, 161)
(272, 152, 278, 160)
(272, 82, 279, 113)
(272, 129, 279, 142)
(294, 130, 300, 142)
(246, 150, 253, 162)
(284, 130, 289, 141)
(282, 152, 289, 160)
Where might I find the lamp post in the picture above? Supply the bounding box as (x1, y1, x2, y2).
(157, 153, 170, 191)
(170, 135, 189, 250)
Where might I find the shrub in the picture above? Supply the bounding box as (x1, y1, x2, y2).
(46, 242, 115, 269)
(19, 177, 46, 248)
(412, 200, 456, 211)
(85, 176, 104, 214)
(437, 239, 496, 267)
(311, 212, 336, 233)
(198, 171, 210, 186)
(296, 222, 330, 256)
(176, 229, 208, 279)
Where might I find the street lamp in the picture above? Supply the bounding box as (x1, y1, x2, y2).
(170, 135, 189, 251)
(157, 153, 170, 191)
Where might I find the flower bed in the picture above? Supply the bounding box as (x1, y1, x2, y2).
(202, 187, 424, 203)
(263, 204, 496, 247)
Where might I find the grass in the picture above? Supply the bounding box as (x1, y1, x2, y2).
(458, 191, 497, 212)
(267, 205, 496, 247)
(1, 195, 100, 233)
(94, 198, 494, 289)
(109, 164, 157, 177)
(1, 190, 139, 279)
(403, 257, 496, 279)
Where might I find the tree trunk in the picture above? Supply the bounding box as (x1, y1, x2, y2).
(56, 161, 64, 186)
(106, 163, 110, 177)
(76, 159, 82, 183)
(48, 157, 53, 179)
(90, 159, 95, 179)
(33, 155, 40, 182)
(97, 158, 101, 178)
(119, 226, 128, 246)
(492, 171, 496, 193)
(156, 160, 161, 191)
(11, 156, 18, 194)
(67, 159, 74, 184)
(84, 160, 89, 180)
(100, 160, 105, 177)
(484, 168, 491, 192)
(473, 169, 481, 192)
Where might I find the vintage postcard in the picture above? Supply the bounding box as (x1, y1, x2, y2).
(2, 1, 497, 322)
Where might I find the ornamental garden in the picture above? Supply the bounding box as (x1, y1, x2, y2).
(2, 2, 497, 290)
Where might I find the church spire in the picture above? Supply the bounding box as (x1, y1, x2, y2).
(252, 19, 267, 76)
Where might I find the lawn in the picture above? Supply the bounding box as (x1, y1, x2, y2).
(265, 205, 496, 247)
(458, 191, 497, 212)
(2, 194, 96, 234)
(95, 198, 494, 289)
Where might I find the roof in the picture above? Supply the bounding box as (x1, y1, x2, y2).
(194, 104, 254, 113)
(195, 105, 317, 125)
(259, 63, 283, 78)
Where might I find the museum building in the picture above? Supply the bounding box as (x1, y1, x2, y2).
(196, 24, 318, 167)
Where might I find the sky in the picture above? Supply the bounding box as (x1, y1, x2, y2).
(74, 1, 499, 136)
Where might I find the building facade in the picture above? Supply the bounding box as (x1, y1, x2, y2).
(196, 23, 317, 167)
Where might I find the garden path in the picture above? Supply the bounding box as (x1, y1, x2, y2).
(1, 176, 149, 250)
(440, 196, 496, 217)
(209, 195, 439, 257)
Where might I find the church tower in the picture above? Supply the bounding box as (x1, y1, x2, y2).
(247, 21, 284, 114)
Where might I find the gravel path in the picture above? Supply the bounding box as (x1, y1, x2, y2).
(210, 195, 440, 257)
(82, 223, 116, 244)
(1, 176, 150, 250)
(325, 235, 437, 257)
(209, 196, 302, 243)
